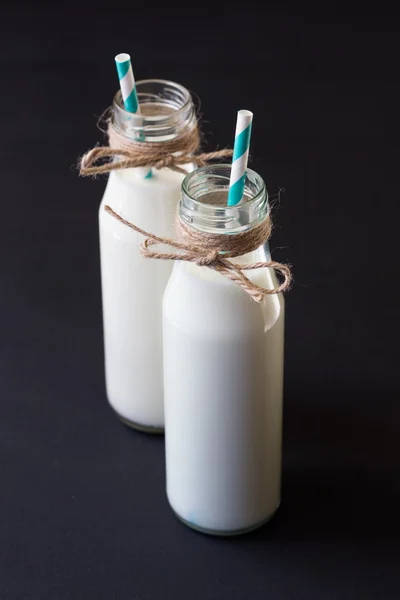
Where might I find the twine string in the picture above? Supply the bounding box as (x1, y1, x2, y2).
(104, 205, 292, 302)
(80, 121, 233, 176)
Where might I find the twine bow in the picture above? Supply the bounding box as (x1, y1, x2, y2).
(104, 205, 292, 302)
(79, 121, 233, 176)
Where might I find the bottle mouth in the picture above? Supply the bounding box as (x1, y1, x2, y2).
(112, 79, 195, 140)
(180, 164, 268, 234)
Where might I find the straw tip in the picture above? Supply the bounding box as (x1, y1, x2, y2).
(238, 109, 253, 118)
(115, 53, 131, 63)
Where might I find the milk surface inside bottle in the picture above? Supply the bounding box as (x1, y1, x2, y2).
(163, 165, 285, 534)
(99, 80, 196, 432)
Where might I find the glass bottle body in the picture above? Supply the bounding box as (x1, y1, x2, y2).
(163, 166, 285, 532)
(99, 79, 196, 432)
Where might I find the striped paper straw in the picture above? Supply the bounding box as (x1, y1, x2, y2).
(115, 53, 139, 113)
(114, 53, 152, 178)
(227, 110, 253, 206)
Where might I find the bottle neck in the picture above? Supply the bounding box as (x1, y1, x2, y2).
(180, 165, 268, 235)
(111, 79, 196, 143)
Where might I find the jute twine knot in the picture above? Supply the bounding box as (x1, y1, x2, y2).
(195, 249, 220, 266)
(79, 120, 233, 176)
(104, 205, 292, 302)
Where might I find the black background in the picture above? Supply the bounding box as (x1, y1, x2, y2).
(1, 2, 399, 598)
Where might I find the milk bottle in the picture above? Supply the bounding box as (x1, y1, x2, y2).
(99, 80, 196, 432)
(163, 165, 286, 534)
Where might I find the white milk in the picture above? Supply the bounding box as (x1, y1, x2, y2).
(99, 167, 185, 430)
(163, 165, 286, 534)
(97, 79, 196, 432)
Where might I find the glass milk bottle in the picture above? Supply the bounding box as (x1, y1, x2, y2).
(99, 80, 196, 432)
(163, 165, 286, 534)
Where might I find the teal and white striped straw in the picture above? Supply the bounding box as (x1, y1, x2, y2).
(227, 110, 253, 206)
(114, 53, 152, 178)
(115, 52, 139, 113)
